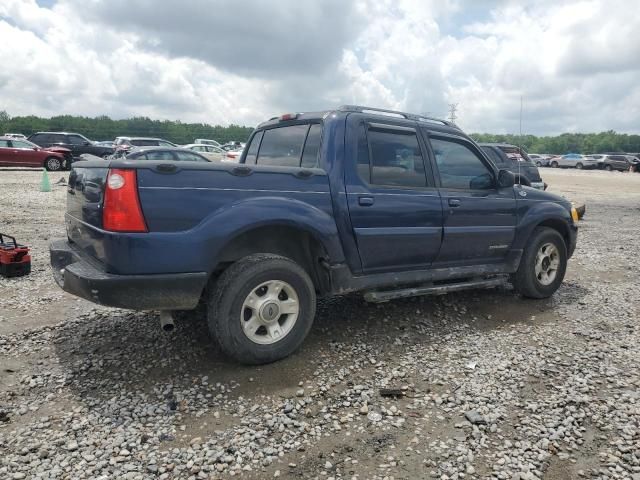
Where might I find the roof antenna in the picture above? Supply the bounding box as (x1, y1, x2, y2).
(518, 95, 523, 187)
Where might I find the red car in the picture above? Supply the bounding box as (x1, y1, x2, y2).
(0, 136, 72, 171)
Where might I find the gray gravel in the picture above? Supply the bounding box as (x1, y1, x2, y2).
(1, 169, 639, 479)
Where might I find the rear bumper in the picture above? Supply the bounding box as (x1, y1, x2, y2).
(50, 239, 208, 310)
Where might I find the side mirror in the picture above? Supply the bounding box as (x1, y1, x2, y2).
(83, 141, 91, 146)
(497, 169, 515, 188)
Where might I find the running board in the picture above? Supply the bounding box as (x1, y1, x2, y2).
(363, 276, 508, 303)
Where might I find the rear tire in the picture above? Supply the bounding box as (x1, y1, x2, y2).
(207, 254, 316, 365)
(45, 157, 63, 171)
(575, 163, 583, 169)
(551, 161, 558, 168)
(512, 227, 567, 299)
(605, 164, 612, 171)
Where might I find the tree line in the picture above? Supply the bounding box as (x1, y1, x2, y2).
(1, 111, 639, 153)
(0, 111, 254, 145)
(470, 131, 640, 154)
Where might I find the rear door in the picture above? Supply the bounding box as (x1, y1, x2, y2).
(0, 139, 11, 165)
(427, 134, 516, 266)
(345, 117, 443, 273)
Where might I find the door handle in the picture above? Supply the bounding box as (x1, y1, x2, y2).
(448, 198, 461, 207)
(358, 196, 375, 206)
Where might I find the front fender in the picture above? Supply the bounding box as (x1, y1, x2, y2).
(195, 196, 345, 271)
(514, 199, 573, 251)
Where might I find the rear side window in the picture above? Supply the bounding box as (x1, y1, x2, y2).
(257, 125, 309, 167)
(356, 124, 370, 182)
(131, 139, 159, 146)
(244, 131, 263, 164)
(0, 140, 9, 147)
(482, 147, 503, 165)
(301, 124, 322, 168)
(174, 151, 209, 162)
(367, 128, 426, 187)
(143, 150, 176, 161)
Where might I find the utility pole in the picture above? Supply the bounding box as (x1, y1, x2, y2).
(447, 103, 458, 123)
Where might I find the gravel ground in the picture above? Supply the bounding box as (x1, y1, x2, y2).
(0, 168, 639, 480)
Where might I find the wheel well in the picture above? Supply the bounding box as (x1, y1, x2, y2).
(215, 225, 331, 294)
(537, 219, 570, 248)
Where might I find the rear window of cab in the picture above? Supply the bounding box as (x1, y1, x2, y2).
(244, 124, 322, 168)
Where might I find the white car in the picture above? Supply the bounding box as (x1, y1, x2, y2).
(528, 154, 551, 167)
(183, 144, 226, 161)
(194, 138, 221, 148)
(4, 133, 26, 140)
(548, 154, 599, 169)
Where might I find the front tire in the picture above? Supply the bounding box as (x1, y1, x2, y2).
(575, 162, 583, 169)
(604, 164, 612, 171)
(551, 161, 558, 168)
(512, 227, 567, 299)
(207, 254, 316, 364)
(45, 156, 63, 171)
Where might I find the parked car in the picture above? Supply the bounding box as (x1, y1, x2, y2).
(224, 149, 243, 162)
(586, 154, 631, 172)
(194, 138, 221, 147)
(528, 154, 552, 167)
(28, 132, 114, 160)
(0, 136, 72, 170)
(50, 105, 579, 365)
(183, 144, 226, 161)
(221, 141, 246, 151)
(479, 143, 546, 190)
(123, 146, 210, 162)
(4, 133, 27, 140)
(113, 137, 176, 156)
(625, 154, 640, 172)
(548, 154, 598, 169)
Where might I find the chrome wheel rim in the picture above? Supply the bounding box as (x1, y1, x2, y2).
(47, 158, 61, 170)
(535, 242, 560, 286)
(240, 280, 299, 345)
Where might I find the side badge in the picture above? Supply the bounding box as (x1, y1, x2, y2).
(518, 190, 527, 197)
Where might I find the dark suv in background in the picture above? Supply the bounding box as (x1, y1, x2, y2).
(28, 132, 114, 160)
(479, 143, 546, 190)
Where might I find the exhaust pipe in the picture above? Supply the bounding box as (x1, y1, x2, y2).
(160, 311, 175, 332)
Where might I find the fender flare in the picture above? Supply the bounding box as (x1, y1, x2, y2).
(514, 201, 572, 251)
(193, 196, 346, 272)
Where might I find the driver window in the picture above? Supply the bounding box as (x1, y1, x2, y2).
(67, 135, 87, 145)
(431, 138, 494, 190)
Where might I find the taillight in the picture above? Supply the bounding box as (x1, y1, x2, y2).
(103, 169, 148, 232)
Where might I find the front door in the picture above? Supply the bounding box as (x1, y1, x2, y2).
(346, 119, 443, 273)
(427, 135, 516, 266)
(10, 139, 43, 167)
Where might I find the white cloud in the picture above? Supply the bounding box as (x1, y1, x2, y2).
(0, 0, 639, 134)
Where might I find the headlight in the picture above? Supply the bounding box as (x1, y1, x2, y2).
(571, 207, 580, 222)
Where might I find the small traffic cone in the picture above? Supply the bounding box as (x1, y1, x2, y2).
(40, 169, 51, 192)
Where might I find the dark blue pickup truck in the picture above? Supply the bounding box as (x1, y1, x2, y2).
(50, 105, 578, 364)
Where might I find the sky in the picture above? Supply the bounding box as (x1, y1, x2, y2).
(1, 0, 639, 134)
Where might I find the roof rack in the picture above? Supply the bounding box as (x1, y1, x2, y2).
(337, 105, 453, 127)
